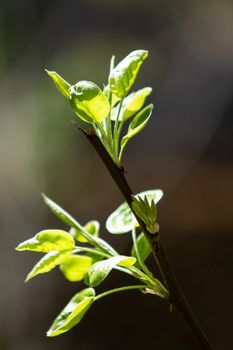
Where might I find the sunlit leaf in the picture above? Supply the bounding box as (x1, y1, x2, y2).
(106, 189, 163, 234)
(70, 220, 100, 243)
(60, 255, 93, 282)
(111, 87, 152, 122)
(47, 288, 95, 337)
(42, 194, 117, 255)
(120, 104, 153, 153)
(109, 50, 148, 98)
(85, 255, 136, 287)
(42, 194, 83, 229)
(131, 232, 152, 269)
(69, 81, 110, 123)
(25, 250, 72, 282)
(103, 85, 120, 106)
(45, 70, 71, 99)
(16, 230, 75, 253)
(132, 195, 158, 234)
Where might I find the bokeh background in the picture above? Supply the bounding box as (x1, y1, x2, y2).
(0, 0, 232, 349)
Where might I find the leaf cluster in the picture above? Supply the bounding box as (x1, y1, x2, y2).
(16, 191, 168, 336)
(16, 50, 168, 338)
(46, 50, 153, 165)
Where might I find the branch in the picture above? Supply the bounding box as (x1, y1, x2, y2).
(79, 127, 214, 350)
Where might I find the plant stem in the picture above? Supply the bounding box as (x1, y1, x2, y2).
(131, 227, 152, 277)
(113, 99, 123, 159)
(73, 246, 111, 259)
(80, 128, 215, 350)
(94, 284, 147, 301)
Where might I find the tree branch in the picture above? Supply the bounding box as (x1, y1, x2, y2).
(79, 127, 214, 350)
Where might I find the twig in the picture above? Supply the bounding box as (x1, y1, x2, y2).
(78, 126, 214, 350)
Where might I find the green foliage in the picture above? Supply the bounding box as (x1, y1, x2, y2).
(120, 104, 153, 156)
(69, 81, 110, 123)
(17, 190, 167, 336)
(45, 70, 71, 98)
(111, 87, 152, 122)
(131, 232, 152, 268)
(132, 194, 159, 234)
(108, 50, 148, 98)
(46, 49, 153, 165)
(42, 194, 117, 256)
(106, 189, 163, 234)
(16, 229, 75, 253)
(85, 255, 136, 287)
(26, 250, 72, 282)
(70, 220, 100, 243)
(16, 50, 170, 338)
(60, 255, 93, 282)
(47, 288, 95, 337)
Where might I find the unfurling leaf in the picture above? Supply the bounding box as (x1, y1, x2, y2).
(131, 232, 152, 268)
(111, 87, 152, 122)
(120, 104, 153, 153)
(70, 220, 100, 243)
(16, 230, 75, 253)
(132, 195, 159, 234)
(69, 80, 110, 123)
(109, 50, 148, 98)
(60, 255, 93, 282)
(25, 250, 72, 282)
(106, 189, 163, 234)
(85, 255, 136, 287)
(45, 70, 71, 99)
(47, 288, 95, 337)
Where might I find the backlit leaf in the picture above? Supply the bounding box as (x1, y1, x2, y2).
(47, 288, 95, 337)
(25, 250, 72, 282)
(42, 194, 117, 255)
(120, 104, 153, 153)
(109, 50, 148, 98)
(131, 232, 152, 269)
(103, 85, 120, 106)
(111, 87, 152, 122)
(70, 220, 100, 243)
(106, 189, 163, 234)
(16, 230, 75, 253)
(45, 70, 71, 99)
(69, 80, 110, 123)
(85, 255, 136, 287)
(60, 255, 93, 282)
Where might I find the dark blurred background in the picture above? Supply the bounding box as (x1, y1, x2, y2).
(0, 0, 232, 349)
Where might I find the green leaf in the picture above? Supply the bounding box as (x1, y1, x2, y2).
(25, 250, 72, 282)
(111, 87, 152, 122)
(16, 230, 75, 253)
(106, 189, 163, 234)
(60, 255, 93, 282)
(42, 194, 117, 256)
(131, 233, 152, 269)
(70, 220, 100, 243)
(109, 50, 148, 98)
(132, 195, 158, 234)
(103, 85, 120, 106)
(45, 70, 71, 99)
(42, 194, 83, 230)
(47, 288, 95, 337)
(120, 104, 153, 153)
(69, 80, 110, 123)
(85, 255, 136, 287)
